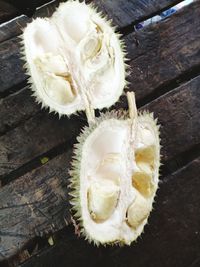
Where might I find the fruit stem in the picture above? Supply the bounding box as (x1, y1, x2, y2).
(86, 106, 95, 124)
(127, 91, 138, 142)
(127, 91, 137, 121)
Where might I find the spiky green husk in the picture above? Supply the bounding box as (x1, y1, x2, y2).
(69, 109, 161, 246)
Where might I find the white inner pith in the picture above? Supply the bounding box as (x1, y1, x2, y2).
(80, 117, 159, 244)
(23, 2, 125, 116)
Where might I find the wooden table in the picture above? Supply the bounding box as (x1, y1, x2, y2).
(0, 0, 200, 266)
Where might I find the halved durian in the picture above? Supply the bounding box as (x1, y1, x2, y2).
(22, 1, 127, 119)
(70, 92, 160, 245)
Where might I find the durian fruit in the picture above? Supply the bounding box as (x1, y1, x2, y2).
(22, 0, 126, 119)
(70, 92, 160, 245)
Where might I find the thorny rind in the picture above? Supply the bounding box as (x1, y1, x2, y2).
(69, 93, 161, 246)
(22, 0, 128, 120)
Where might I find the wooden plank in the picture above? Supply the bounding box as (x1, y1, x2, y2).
(0, 1, 199, 98)
(0, 36, 26, 95)
(92, 0, 182, 28)
(0, 87, 39, 135)
(0, 153, 71, 261)
(19, 157, 200, 267)
(125, 0, 200, 101)
(0, 75, 199, 261)
(0, 110, 83, 177)
(0, 1, 19, 24)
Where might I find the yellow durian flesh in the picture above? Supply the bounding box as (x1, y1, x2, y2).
(70, 95, 160, 245)
(23, 1, 126, 117)
(127, 193, 151, 229)
(132, 163, 155, 198)
(88, 179, 120, 222)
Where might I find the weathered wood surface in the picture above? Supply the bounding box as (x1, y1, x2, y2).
(19, 157, 200, 267)
(0, 0, 200, 266)
(125, 0, 200, 102)
(0, 153, 71, 261)
(0, 88, 39, 135)
(92, 0, 182, 28)
(0, 1, 18, 24)
(0, 110, 83, 178)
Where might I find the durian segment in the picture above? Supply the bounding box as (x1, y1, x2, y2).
(135, 145, 156, 170)
(132, 162, 155, 198)
(70, 105, 160, 246)
(127, 192, 151, 229)
(132, 124, 158, 197)
(88, 179, 120, 222)
(23, 1, 126, 117)
(135, 126, 158, 169)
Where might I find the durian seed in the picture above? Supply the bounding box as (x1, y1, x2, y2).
(127, 193, 151, 229)
(81, 36, 102, 60)
(88, 179, 120, 222)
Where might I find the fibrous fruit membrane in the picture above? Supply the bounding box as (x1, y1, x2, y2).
(70, 92, 160, 245)
(22, 0, 126, 119)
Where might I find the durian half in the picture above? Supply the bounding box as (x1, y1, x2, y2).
(22, 1, 126, 119)
(70, 92, 160, 245)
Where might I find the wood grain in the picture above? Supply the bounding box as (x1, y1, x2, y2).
(91, 0, 182, 28)
(143, 75, 200, 162)
(0, 87, 39, 135)
(0, 153, 71, 261)
(0, 110, 83, 177)
(125, 0, 200, 101)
